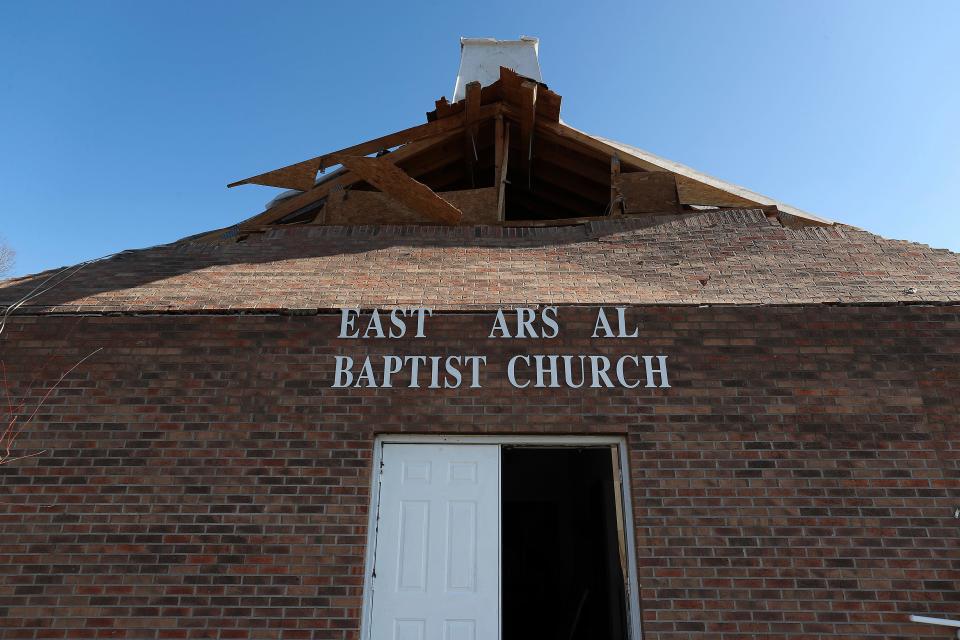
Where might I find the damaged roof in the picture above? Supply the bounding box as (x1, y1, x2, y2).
(4, 39, 956, 315)
(2, 209, 958, 313)
(214, 62, 833, 238)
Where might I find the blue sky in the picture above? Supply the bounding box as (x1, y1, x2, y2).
(2, 0, 958, 277)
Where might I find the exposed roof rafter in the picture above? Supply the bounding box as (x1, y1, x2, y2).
(220, 65, 832, 238)
(229, 103, 503, 191)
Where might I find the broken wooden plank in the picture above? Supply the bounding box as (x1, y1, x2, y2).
(230, 103, 503, 190)
(675, 174, 761, 208)
(335, 155, 463, 224)
(497, 66, 561, 122)
(235, 162, 323, 194)
(536, 86, 562, 122)
(234, 133, 462, 234)
(498, 65, 525, 105)
(426, 78, 505, 121)
(615, 171, 681, 214)
(497, 121, 510, 221)
(463, 81, 482, 128)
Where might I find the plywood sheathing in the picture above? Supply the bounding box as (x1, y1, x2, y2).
(615, 171, 681, 214)
(675, 174, 759, 208)
(321, 187, 496, 226)
(593, 134, 833, 225)
(335, 155, 463, 225)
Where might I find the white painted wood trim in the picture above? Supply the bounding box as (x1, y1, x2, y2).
(359, 434, 645, 640)
(910, 614, 960, 627)
(377, 434, 629, 446)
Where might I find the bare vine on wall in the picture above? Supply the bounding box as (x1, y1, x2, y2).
(0, 250, 116, 466)
(0, 347, 102, 466)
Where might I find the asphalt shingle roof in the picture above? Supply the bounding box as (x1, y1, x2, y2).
(2, 210, 959, 313)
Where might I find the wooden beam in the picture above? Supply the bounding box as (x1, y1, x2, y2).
(536, 87, 562, 123)
(610, 154, 622, 215)
(493, 114, 504, 191)
(519, 80, 537, 176)
(463, 81, 481, 187)
(235, 133, 460, 233)
(497, 121, 510, 222)
(335, 155, 462, 225)
(230, 103, 503, 190)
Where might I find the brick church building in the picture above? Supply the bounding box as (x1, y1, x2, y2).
(1, 38, 958, 639)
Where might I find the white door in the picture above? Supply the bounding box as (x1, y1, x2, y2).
(370, 444, 500, 640)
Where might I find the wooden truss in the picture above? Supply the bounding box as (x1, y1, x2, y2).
(213, 67, 828, 241)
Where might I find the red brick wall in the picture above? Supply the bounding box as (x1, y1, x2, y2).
(0, 306, 957, 639)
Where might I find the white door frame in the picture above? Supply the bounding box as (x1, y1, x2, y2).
(360, 434, 644, 640)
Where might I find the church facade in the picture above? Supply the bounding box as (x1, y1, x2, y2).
(1, 38, 957, 639)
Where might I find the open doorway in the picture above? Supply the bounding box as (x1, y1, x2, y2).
(502, 447, 629, 640)
(361, 437, 640, 640)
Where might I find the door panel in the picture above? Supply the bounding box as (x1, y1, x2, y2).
(371, 444, 500, 640)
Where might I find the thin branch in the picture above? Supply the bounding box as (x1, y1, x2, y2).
(0, 347, 102, 465)
(21, 347, 102, 427)
(1, 449, 47, 465)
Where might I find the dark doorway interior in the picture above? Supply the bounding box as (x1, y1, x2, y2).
(502, 447, 629, 640)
